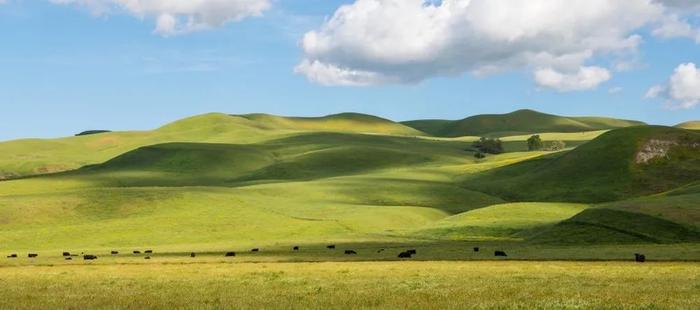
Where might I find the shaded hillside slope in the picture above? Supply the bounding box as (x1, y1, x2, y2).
(465, 126, 700, 203)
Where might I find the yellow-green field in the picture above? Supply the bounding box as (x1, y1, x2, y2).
(0, 261, 697, 309)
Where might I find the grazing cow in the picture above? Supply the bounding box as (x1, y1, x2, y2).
(145, 250, 153, 254)
(133, 251, 141, 254)
(251, 248, 259, 252)
(473, 247, 480, 252)
(28, 253, 38, 258)
(327, 245, 336, 249)
(407, 249, 417, 255)
(190, 252, 196, 258)
(7, 254, 17, 258)
(62, 252, 71, 257)
(635, 253, 646, 263)
(111, 251, 119, 255)
(83, 255, 98, 260)
(293, 246, 300, 251)
(494, 251, 507, 257)
(225, 252, 236, 257)
(398, 251, 412, 259)
(65, 257, 72, 261)
(345, 250, 357, 255)
(144, 256, 151, 260)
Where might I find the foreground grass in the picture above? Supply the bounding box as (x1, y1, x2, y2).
(0, 261, 697, 309)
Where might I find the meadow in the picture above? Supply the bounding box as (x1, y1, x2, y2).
(0, 110, 698, 308)
(0, 261, 698, 309)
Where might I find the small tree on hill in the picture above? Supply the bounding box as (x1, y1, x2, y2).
(527, 135, 543, 151)
(544, 140, 566, 151)
(472, 137, 503, 154)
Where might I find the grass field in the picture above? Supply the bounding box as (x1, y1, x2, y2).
(0, 261, 697, 309)
(0, 111, 698, 308)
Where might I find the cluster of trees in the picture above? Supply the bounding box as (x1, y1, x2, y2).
(472, 135, 567, 159)
(527, 135, 566, 151)
(472, 137, 503, 158)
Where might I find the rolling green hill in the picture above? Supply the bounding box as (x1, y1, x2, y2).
(0, 113, 423, 179)
(402, 109, 645, 137)
(676, 121, 700, 130)
(465, 126, 700, 203)
(0, 111, 698, 254)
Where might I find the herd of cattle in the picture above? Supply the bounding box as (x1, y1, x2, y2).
(5, 247, 648, 262)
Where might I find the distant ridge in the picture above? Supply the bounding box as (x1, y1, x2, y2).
(676, 121, 700, 130)
(402, 109, 646, 137)
(236, 112, 425, 136)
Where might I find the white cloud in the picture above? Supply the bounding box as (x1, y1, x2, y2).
(50, 0, 271, 36)
(534, 66, 611, 92)
(296, 0, 700, 90)
(646, 63, 700, 109)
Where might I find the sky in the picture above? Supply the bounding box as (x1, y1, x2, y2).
(1, 0, 699, 141)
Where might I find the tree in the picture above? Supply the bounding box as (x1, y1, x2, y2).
(544, 140, 566, 151)
(527, 135, 543, 151)
(472, 137, 503, 154)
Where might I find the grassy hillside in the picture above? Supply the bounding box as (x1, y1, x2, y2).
(0, 113, 424, 179)
(0, 111, 698, 254)
(410, 203, 589, 241)
(238, 112, 425, 136)
(465, 126, 700, 203)
(402, 109, 645, 137)
(676, 121, 700, 130)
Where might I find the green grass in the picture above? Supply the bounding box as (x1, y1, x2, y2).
(402, 109, 644, 137)
(0, 114, 698, 260)
(0, 261, 697, 309)
(465, 126, 700, 203)
(409, 203, 589, 241)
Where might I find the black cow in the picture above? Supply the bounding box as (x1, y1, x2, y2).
(293, 246, 300, 251)
(65, 257, 72, 261)
(190, 252, 196, 258)
(473, 247, 480, 252)
(83, 255, 98, 260)
(407, 249, 417, 255)
(145, 250, 153, 254)
(28, 253, 38, 258)
(327, 245, 336, 249)
(494, 251, 507, 257)
(251, 248, 259, 252)
(225, 252, 236, 257)
(111, 251, 119, 255)
(133, 251, 141, 254)
(62, 252, 71, 257)
(398, 251, 412, 259)
(635, 253, 646, 263)
(144, 256, 151, 260)
(345, 250, 357, 255)
(7, 254, 17, 258)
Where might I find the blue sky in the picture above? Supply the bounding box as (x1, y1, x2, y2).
(0, 0, 699, 140)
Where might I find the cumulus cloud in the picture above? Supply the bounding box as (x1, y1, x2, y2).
(646, 63, 700, 109)
(296, 0, 700, 90)
(534, 67, 611, 92)
(50, 0, 271, 36)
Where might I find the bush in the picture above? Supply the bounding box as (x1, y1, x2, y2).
(527, 135, 543, 151)
(474, 152, 486, 159)
(544, 140, 566, 151)
(472, 137, 503, 154)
